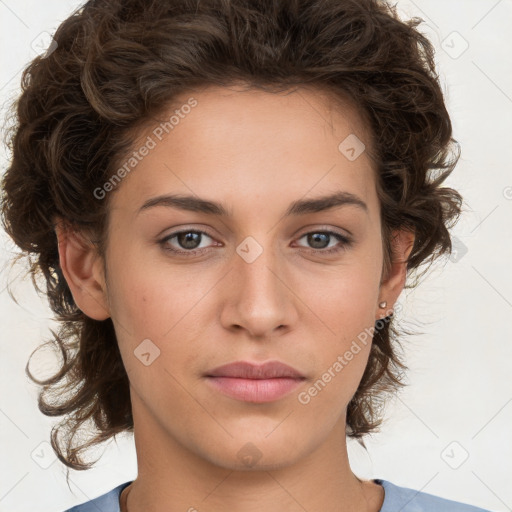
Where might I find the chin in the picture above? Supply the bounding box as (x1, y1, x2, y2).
(195, 434, 306, 472)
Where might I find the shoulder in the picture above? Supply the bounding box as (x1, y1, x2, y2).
(377, 479, 495, 512)
(61, 478, 495, 512)
(62, 481, 132, 512)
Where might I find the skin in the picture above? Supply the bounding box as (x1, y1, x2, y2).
(55, 84, 414, 512)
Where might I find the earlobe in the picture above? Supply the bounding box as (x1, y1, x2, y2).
(377, 228, 415, 318)
(54, 218, 110, 321)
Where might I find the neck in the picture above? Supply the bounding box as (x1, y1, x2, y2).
(121, 395, 384, 512)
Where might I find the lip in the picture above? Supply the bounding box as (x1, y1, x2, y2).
(205, 361, 306, 403)
(206, 361, 305, 379)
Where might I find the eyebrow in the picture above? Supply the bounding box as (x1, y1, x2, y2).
(138, 191, 368, 217)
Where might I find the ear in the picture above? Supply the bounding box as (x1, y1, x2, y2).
(376, 228, 415, 320)
(54, 217, 110, 321)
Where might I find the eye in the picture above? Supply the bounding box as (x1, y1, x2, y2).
(159, 229, 217, 255)
(295, 230, 352, 254)
(158, 228, 352, 258)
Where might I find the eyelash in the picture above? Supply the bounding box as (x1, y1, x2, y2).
(158, 229, 352, 257)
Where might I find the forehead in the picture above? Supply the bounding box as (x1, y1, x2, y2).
(108, 84, 377, 217)
(169, 83, 372, 156)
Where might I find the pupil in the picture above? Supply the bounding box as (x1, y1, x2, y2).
(309, 233, 329, 249)
(179, 232, 201, 249)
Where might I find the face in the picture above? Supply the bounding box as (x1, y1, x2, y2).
(94, 84, 398, 470)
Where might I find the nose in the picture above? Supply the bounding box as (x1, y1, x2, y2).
(219, 240, 298, 339)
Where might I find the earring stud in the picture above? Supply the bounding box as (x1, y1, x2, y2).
(379, 301, 387, 308)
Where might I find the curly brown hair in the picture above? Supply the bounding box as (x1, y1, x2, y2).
(1, 0, 462, 481)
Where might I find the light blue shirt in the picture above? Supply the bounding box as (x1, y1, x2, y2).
(63, 479, 495, 511)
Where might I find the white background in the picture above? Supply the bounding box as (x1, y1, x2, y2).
(1, 1, 511, 511)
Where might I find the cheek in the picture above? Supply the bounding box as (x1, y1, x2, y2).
(297, 334, 373, 429)
(297, 263, 379, 405)
(105, 246, 225, 392)
(303, 263, 379, 334)
(106, 242, 212, 338)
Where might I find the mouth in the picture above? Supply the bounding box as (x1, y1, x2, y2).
(206, 360, 305, 379)
(205, 360, 306, 403)
(205, 376, 305, 403)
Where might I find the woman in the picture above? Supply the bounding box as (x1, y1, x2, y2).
(1, 0, 495, 511)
